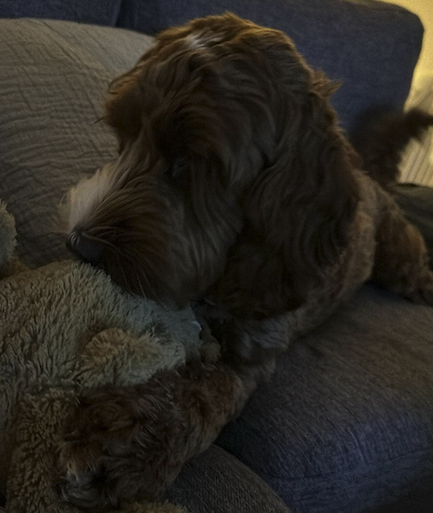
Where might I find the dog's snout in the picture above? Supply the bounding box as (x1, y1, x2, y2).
(67, 228, 104, 266)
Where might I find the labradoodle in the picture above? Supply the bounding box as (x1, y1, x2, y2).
(60, 12, 433, 508)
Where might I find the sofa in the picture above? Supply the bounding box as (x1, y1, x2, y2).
(0, 1, 432, 512)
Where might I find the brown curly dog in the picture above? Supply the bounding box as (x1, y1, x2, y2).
(60, 12, 433, 509)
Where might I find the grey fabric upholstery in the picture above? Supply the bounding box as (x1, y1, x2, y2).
(0, 19, 152, 267)
(217, 284, 433, 512)
(166, 445, 293, 513)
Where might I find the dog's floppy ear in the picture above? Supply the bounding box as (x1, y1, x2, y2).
(218, 30, 360, 317)
(248, 72, 359, 296)
(214, 53, 360, 319)
(104, 68, 145, 151)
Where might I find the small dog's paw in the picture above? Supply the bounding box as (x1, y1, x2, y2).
(57, 463, 108, 512)
(57, 379, 190, 509)
(57, 435, 108, 509)
(199, 324, 221, 363)
(56, 392, 136, 510)
(58, 434, 103, 480)
(404, 272, 433, 306)
(419, 274, 433, 305)
(410, 285, 433, 305)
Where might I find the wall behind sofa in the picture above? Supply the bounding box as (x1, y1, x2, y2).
(383, 0, 432, 82)
(382, 0, 433, 186)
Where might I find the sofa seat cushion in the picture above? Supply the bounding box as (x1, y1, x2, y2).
(217, 285, 433, 513)
(166, 445, 293, 513)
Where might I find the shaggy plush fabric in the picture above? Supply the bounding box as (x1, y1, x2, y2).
(0, 199, 275, 512)
(0, 200, 204, 512)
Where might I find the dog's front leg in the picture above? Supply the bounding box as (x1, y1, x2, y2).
(372, 189, 433, 304)
(197, 274, 355, 367)
(216, 315, 292, 365)
(57, 359, 259, 511)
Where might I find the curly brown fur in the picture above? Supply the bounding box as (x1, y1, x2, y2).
(60, 12, 433, 506)
(64, 12, 433, 335)
(57, 356, 271, 511)
(64, 13, 364, 314)
(352, 107, 433, 189)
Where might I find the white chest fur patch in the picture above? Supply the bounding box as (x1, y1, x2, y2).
(59, 162, 118, 232)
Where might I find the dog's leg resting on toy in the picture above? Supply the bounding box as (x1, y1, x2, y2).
(57, 358, 268, 512)
(200, 310, 292, 365)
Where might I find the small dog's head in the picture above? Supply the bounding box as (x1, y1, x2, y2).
(64, 13, 359, 311)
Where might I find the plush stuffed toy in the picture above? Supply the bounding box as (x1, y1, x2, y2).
(0, 199, 212, 513)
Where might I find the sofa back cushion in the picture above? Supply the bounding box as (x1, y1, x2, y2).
(1, 0, 423, 134)
(0, 19, 153, 267)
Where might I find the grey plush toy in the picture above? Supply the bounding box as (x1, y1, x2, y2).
(0, 199, 209, 513)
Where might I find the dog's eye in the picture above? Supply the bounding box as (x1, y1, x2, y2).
(167, 157, 188, 179)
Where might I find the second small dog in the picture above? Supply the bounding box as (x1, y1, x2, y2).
(60, 12, 433, 508)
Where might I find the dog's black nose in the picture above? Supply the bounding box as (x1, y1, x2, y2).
(67, 228, 104, 266)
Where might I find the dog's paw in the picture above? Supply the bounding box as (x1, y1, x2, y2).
(199, 323, 221, 363)
(212, 316, 289, 367)
(57, 463, 109, 512)
(57, 394, 128, 510)
(408, 284, 433, 305)
(57, 377, 190, 510)
(402, 271, 433, 306)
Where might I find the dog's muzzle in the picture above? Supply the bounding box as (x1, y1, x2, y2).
(67, 228, 104, 266)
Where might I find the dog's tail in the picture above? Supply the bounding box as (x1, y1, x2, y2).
(351, 107, 433, 189)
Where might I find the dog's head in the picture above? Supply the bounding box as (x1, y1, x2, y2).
(64, 13, 359, 311)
